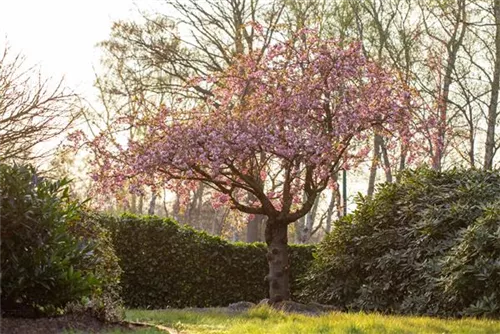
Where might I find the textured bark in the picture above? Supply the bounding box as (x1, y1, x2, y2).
(148, 192, 157, 215)
(380, 139, 393, 183)
(172, 194, 180, 222)
(186, 184, 204, 227)
(300, 197, 319, 243)
(367, 134, 382, 197)
(247, 214, 265, 242)
(485, 0, 500, 170)
(325, 190, 336, 233)
(130, 193, 137, 213)
(138, 195, 144, 214)
(426, 0, 467, 171)
(265, 220, 290, 303)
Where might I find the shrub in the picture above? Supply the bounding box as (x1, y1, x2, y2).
(100, 214, 315, 308)
(1, 164, 97, 316)
(300, 168, 500, 318)
(0, 165, 122, 320)
(70, 212, 123, 322)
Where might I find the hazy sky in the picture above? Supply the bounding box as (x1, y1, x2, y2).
(0, 0, 158, 99)
(0, 0, 368, 204)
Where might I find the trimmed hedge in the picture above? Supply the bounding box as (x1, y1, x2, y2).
(100, 214, 315, 308)
(300, 168, 500, 318)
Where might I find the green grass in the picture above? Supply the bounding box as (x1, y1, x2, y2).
(121, 306, 500, 334)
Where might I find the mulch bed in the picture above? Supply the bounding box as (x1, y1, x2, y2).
(1, 313, 142, 334)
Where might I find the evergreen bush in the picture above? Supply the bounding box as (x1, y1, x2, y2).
(1, 165, 96, 316)
(300, 168, 500, 318)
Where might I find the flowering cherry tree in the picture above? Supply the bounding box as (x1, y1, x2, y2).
(87, 31, 411, 303)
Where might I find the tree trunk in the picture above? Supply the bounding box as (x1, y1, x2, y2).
(380, 138, 393, 183)
(130, 193, 138, 213)
(367, 134, 382, 197)
(247, 214, 264, 242)
(294, 218, 305, 243)
(485, 0, 500, 170)
(325, 190, 336, 233)
(148, 192, 157, 215)
(172, 194, 181, 222)
(265, 220, 290, 303)
(301, 197, 319, 243)
(138, 194, 144, 214)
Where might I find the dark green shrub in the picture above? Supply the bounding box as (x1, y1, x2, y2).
(300, 168, 500, 318)
(101, 214, 315, 308)
(1, 164, 98, 316)
(70, 212, 123, 322)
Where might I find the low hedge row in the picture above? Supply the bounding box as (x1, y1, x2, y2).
(100, 214, 315, 308)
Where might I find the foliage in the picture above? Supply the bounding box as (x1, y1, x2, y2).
(86, 30, 410, 218)
(70, 212, 123, 322)
(99, 214, 315, 308)
(124, 307, 500, 334)
(300, 168, 500, 318)
(0, 164, 97, 316)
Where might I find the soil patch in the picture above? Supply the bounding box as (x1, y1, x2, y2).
(1, 313, 141, 334)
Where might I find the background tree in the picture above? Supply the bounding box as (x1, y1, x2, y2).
(0, 44, 79, 162)
(484, 0, 500, 169)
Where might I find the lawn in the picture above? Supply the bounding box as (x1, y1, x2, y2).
(119, 306, 500, 334)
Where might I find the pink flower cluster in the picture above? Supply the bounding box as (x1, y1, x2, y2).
(89, 30, 412, 221)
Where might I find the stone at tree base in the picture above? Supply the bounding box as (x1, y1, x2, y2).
(256, 299, 340, 315)
(227, 301, 256, 311)
(258, 298, 270, 306)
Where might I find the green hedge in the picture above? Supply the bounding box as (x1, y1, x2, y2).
(100, 214, 315, 308)
(300, 168, 500, 318)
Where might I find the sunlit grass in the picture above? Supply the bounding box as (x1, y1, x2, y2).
(123, 306, 500, 334)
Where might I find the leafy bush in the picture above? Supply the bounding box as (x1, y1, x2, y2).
(1, 164, 97, 316)
(0, 165, 122, 320)
(100, 214, 315, 308)
(300, 168, 500, 318)
(70, 212, 123, 322)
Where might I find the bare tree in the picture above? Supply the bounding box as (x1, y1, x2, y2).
(0, 44, 79, 162)
(483, 0, 500, 169)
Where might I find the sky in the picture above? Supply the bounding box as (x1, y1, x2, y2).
(0, 0, 158, 100)
(0, 0, 368, 209)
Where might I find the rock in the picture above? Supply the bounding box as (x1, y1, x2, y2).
(307, 302, 340, 312)
(227, 301, 256, 311)
(258, 298, 270, 306)
(274, 301, 321, 315)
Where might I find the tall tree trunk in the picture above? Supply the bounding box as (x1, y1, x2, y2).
(301, 197, 319, 243)
(138, 194, 144, 214)
(130, 193, 137, 213)
(438, 1, 466, 171)
(265, 220, 290, 303)
(148, 192, 157, 215)
(397, 143, 407, 183)
(162, 189, 169, 217)
(187, 184, 204, 227)
(367, 134, 382, 197)
(294, 191, 308, 242)
(325, 190, 336, 233)
(247, 214, 265, 242)
(485, 0, 500, 170)
(380, 138, 393, 183)
(172, 194, 181, 222)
